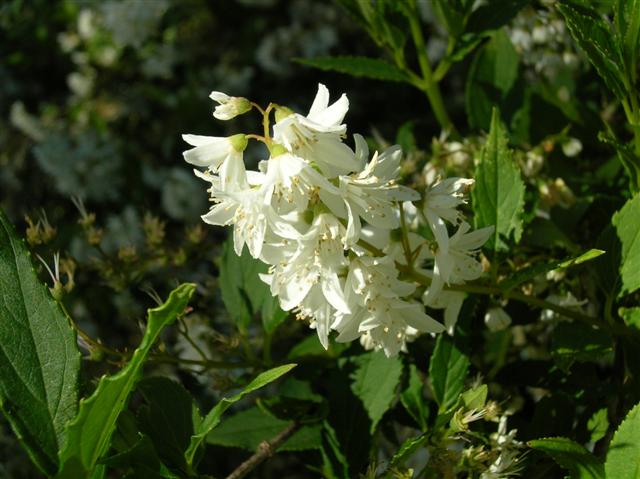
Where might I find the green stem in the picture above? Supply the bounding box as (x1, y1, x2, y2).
(407, 1, 456, 134)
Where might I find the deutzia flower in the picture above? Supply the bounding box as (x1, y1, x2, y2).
(423, 177, 474, 253)
(264, 213, 350, 347)
(425, 221, 494, 302)
(273, 83, 361, 177)
(184, 85, 494, 355)
(182, 133, 248, 189)
(333, 256, 444, 357)
(322, 144, 420, 245)
(209, 91, 252, 120)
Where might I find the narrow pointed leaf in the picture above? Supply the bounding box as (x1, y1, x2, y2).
(0, 209, 80, 475)
(184, 363, 296, 467)
(56, 283, 196, 478)
(557, 1, 627, 100)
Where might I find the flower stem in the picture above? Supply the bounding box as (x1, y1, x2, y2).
(407, 0, 456, 135)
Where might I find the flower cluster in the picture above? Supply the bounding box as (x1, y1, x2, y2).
(183, 84, 493, 356)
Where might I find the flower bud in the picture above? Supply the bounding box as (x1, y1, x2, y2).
(209, 91, 251, 120)
(484, 307, 512, 332)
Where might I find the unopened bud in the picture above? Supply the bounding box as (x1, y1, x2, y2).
(484, 307, 512, 332)
(209, 91, 252, 120)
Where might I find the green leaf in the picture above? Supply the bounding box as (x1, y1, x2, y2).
(529, 437, 605, 479)
(101, 434, 163, 478)
(219, 239, 286, 333)
(605, 401, 640, 479)
(320, 421, 350, 479)
(137, 377, 200, 473)
(350, 351, 403, 433)
(588, 408, 609, 444)
(557, 1, 627, 101)
(389, 434, 427, 469)
(466, 0, 530, 34)
(551, 321, 613, 371)
(400, 364, 429, 431)
(465, 30, 519, 130)
(429, 334, 470, 412)
(612, 194, 640, 295)
(0, 209, 80, 475)
(617, 0, 640, 86)
(184, 363, 296, 467)
(206, 406, 321, 451)
(57, 283, 196, 479)
(499, 249, 606, 291)
(293, 56, 408, 83)
(472, 108, 526, 252)
(461, 384, 488, 410)
(431, 0, 467, 37)
(622, 307, 640, 329)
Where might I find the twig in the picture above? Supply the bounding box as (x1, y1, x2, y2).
(225, 422, 299, 479)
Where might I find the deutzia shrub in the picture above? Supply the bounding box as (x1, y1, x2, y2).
(183, 84, 493, 356)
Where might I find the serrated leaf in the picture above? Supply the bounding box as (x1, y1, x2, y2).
(350, 351, 403, 433)
(400, 364, 429, 431)
(617, 0, 640, 85)
(57, 283, 196, 479)
(558, 1, 627, 101)
(612, 194, 640, 295)
(429, 334, 470, 412)
(605, 401, 640, 478)
(0, 209, 80, 475)
(206, 406, 321, 452)
(529, 437, 605, 479)
(184, 363, 296, 467)
(465, 30, 519, 129)
(294, 56, 408, 83)
(472, 108, 525, 252)
(499, 249, 605, 291)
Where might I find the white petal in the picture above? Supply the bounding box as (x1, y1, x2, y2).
(311, 93, 349, 127)
(321, 272, 350, 313)
(307, 83, 330, 118)
(209, 91, 231, 103)
(201, 202, 236, 225)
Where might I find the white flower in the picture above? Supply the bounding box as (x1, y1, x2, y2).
(561, 137, 582, 157)
(484, 307, 512, 332)
(265, 213, 350, 347)
(333, 256, 444, 357)
(425, 221, 493, 302)
(260, 152, 339, 215)
(273, 83, 361, 177)
(423, 177, 474, 253)
(182, 134, 248, 189)
(209, 91, 252, 120)
(423, 290, 466, 335)
(321, 144, 419, 244)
